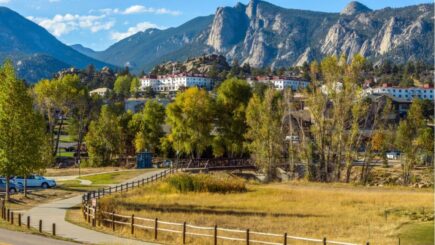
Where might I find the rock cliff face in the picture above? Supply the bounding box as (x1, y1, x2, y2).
(204, 0, 434, 67)
(81, 0, 434, 72)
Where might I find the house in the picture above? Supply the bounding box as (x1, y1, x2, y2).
(140, 73, 213, 92)
(89, 87, 111, 97)
(247, 76, 310, 91)
(364, 83, 434, 102)
(367, 94, 412, 119)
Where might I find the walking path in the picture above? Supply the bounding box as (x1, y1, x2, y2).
(23, 170, 164, 245)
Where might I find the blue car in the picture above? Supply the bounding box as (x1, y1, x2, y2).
(0, 178, 21, 194)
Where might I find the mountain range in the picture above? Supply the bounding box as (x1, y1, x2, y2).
(74, 0, 435, 73)
(0, 7, 112, 83)
(0, 1, 433, 83)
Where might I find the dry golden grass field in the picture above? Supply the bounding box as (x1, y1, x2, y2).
(68, 173, 434, 245)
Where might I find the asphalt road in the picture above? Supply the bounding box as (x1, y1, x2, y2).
(0, 228, 78, 245)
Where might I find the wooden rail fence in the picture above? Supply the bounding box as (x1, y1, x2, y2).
(81, 168, 364, 245)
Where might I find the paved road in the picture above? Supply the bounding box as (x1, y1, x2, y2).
(0, 228, 78, 245)
(24, 170, 164, 245)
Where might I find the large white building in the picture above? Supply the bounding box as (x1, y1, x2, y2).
(248, 76, 310, 91)
(140, 74, 213, 92)
(364, 83, 434, 101)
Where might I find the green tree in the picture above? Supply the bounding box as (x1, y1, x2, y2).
(0, 61, 48, 200)
(85, 106, 122, 166)
(245, 88, 284, 181)
(213, 78, 252, 157)
(395, 99, 428, 184)
(131, 100, 165, 154)
(130, 77, 141, 98)
(165, 87, 214, 158)
(33, 74, 83, 158)
(114, 75, 132, 97)
(143, 86, 156, 98)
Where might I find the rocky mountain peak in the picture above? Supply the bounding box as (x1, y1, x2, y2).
(340, 1, 372, 16)
(246, 0, 261, 18)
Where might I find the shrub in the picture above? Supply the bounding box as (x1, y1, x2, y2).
(166, 173, 246, 193)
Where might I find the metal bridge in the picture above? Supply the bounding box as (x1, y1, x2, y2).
(175, 158, 257, 172)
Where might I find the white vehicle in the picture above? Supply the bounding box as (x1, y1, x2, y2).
(13, 175, 56, 188)
(386, 151, 400, 160)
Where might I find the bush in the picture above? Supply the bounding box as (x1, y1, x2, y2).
(166, 173, 246, 193)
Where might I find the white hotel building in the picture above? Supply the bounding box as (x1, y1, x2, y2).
(364, 83, 434, 101)
(248, 76, 310, 91)
(140, 74, 213, 92)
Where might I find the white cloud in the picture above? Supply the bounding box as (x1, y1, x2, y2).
(0, 0, 10, 4)
(111, 22, 160, 41)
(27, 14, 115, 37)
(122, 5, 181, 16)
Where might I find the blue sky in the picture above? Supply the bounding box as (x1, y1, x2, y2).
(0, 0, 432, 51)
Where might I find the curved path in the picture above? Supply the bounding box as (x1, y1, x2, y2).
(24, 170, 165, 245)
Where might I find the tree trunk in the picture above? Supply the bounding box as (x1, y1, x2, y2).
(53, 115, 65, 157)
(24, 177, 28, 198)
(5, 176, 10, 202)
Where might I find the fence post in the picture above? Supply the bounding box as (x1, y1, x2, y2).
(246, 229, 249, 245)
(27, 216, 30, 229)
(126, 183, 128, 192)
(92, 208, 96, 227)
(10, 211, 13, 224)
(87, 207, 90, 223)
(18, 213, 21, 226)
(284, 233, 287, 245)
(52, 223, 56, 236)
(120, 184, 123, 192)
(183, 222, 186, 244)
(7, 209, 9, 221)
(398, 238, 400, 245)
(154, 218, 158, 240)
(39, 220, 42, 233)
(112, 212, 115, 231)
(214, 225, 218, 245)
(366, 242, 370, 245)
(131, 214, 134, 235)
(109, 187, 112, 194)
(323, 237, 327, 245)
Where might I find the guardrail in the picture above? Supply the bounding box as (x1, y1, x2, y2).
(81, 168, 365, 245)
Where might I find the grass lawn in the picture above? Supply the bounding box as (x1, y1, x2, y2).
(398, 222, 434, 245)
(0, 218, 79, 243)
(2, 188, 77, 210)
(56, 150, 75, 157)
(59, 134, 75, 143)
(45, 167, 128, 177)
(85, 175, 433, 245)
(80, 169, 155, 185)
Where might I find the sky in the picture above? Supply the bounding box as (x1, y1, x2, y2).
(0, 0, 432, 51)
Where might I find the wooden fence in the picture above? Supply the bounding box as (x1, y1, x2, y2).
(81, 168, 364, 245)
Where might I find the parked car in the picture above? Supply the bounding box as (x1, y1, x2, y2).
(13, 175, 56, 188)
(161, 160, 173, 168)
(386, 151, 400, 160)
(0, 178, 21, 194)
